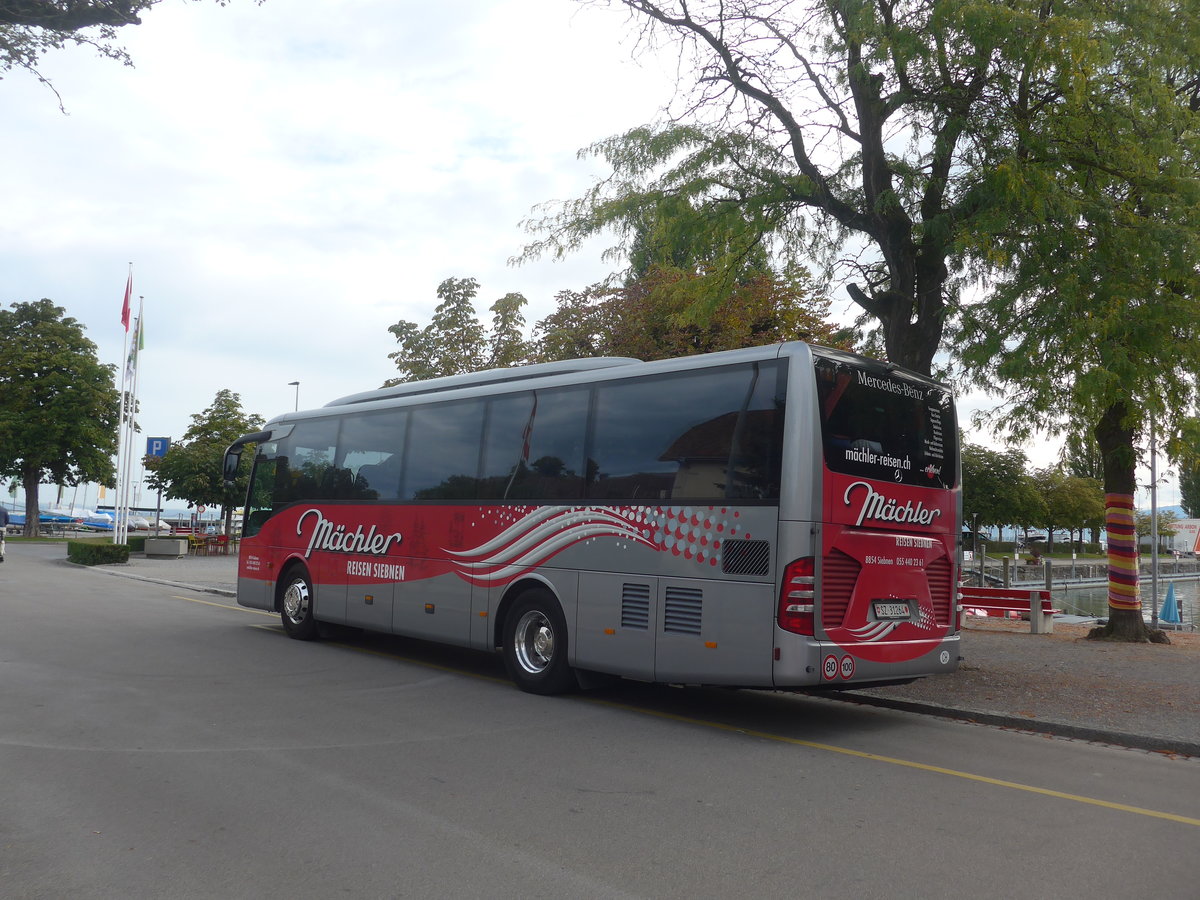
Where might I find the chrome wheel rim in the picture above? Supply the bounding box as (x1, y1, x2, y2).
(282, 579, 310, 625)
(514, 609, 555, 675)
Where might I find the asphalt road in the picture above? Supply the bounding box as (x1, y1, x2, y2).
(2, 543, 1199, 899)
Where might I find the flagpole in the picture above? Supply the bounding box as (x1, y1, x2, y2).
(115, 264, 133, 545)
(120, 299, 144, 542)
(131, 299, 144, 525)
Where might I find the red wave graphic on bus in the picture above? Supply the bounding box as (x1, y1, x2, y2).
(266, 503, 757, 589)
(444, 506, 660, 585)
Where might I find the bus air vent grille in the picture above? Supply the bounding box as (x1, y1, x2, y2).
(926, 555, 953, 625)
(663, 587, 703, 635)
(821, 550, 860, 629)
(621, 583, 651, 630)
(721, 539, 770, 576)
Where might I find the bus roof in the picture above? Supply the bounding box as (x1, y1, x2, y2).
(324, 357, 642, 407)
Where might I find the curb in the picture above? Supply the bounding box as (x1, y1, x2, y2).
(829, 691, 1200, 758)
(71, 558, 237, 598)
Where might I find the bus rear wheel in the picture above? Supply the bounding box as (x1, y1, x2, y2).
(503, 589, 575, 695)
(279, 568, 318, 641)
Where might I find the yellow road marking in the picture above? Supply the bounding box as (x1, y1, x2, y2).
(588, 699, 1200, 827)
(170, 595, 275, 616)
(175, 590, 1200, 827)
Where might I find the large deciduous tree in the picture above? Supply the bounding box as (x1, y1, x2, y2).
(958, 2, 1200, 641)
(142, 389, 263, 536)
(0, 299, 120, 536)
(524, 0, 1116, 375)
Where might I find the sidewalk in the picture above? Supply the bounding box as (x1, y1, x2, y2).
(844, 620, 1200, 757)
(94, 550, 240, 597)
(92, 552, 1200, 757)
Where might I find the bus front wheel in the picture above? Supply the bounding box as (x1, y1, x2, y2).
(503, 589, 575, 695)
(279, 568, 318, 641)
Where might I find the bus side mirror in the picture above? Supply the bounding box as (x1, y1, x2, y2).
(222, 449, 242, 487)
(223, 429, 273, 487)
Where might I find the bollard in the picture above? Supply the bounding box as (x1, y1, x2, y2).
(1029, 590, 1054, 634)
(1045, 558, 1053, 591)
(1002, 557, 1011, 588)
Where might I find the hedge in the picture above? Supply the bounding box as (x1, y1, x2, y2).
(67, 541, 130, 566)
(126, 535, 147, 553)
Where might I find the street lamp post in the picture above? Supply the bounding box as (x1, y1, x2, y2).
(288, 381, 300, 411)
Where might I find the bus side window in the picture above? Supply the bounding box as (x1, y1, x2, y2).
(405, 400, 484, 500)
(727, 361, 786, 500)
(479, 393, 534, 501)
(505, 387, 588, 501)
(337, 409, 406, 501)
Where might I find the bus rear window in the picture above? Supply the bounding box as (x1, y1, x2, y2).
(814, 357, 955, 489)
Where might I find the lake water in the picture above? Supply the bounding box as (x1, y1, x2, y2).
(1051, 576, 1199, 624)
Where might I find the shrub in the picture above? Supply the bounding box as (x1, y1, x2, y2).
(67, 541, 130, 566)
(126, 535, 147, 553)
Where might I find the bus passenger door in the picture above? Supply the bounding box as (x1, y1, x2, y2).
(574, 572, 656, 681)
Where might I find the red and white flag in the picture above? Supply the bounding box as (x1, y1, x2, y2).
(120, 271, 132, 332)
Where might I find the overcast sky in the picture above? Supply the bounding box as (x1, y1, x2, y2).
(1, 0, 1181, 513)
(2, 0, 684, 509)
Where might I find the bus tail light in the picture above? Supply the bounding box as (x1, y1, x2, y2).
(779, 557, 816, 635)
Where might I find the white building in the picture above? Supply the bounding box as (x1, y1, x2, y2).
(1169, 518, 1200, 554)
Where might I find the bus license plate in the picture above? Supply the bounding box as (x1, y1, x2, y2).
(873, 602, 911, 620)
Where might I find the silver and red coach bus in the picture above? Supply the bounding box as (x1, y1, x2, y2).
(223, 342, 961, 694)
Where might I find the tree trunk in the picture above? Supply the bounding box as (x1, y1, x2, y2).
(21, 464, 40, 538)
(1088, 401, 1164, 643)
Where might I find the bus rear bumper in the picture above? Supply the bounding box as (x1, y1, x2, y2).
(772, 631, 961, 688)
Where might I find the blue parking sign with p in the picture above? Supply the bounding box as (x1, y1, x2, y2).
(147, 437, 171, 458)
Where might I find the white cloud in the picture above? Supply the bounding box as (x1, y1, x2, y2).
(2, 0, 672, 513)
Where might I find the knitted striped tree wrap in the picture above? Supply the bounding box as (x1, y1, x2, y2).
(1105, 493, 1141, 612)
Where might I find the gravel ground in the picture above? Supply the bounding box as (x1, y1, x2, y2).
(846, 619, 1200, 755)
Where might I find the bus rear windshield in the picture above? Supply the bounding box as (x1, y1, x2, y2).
(814, 357, 955, 490)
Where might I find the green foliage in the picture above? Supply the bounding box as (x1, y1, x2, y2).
(0, 299, 121, 537)
(531, 264, 849, 362)
(960, 442, 1045, 541)
(1061, 430, 1105, 481)
(1178, 417, 1200, 518)
(950, 0, 1200, 632)
(527, 284, 615, 362)
(385, 278, 531, 384)
(1032, 468, 1105, 543)
(67, 540, 130, 566)
(527, 1, 1162, 375)
(142, 389, 263, 534)
(1136, 509, 1180, 540)
(957, 0, 1200, 446)
(487, 292, 529, 370)
(1181, 463, 1200, 520)
(126, 534, 146, 553)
